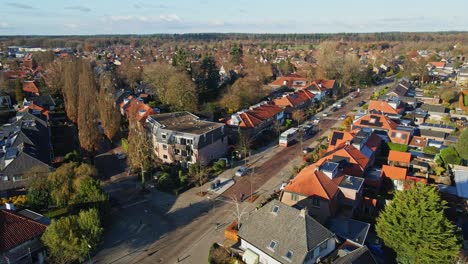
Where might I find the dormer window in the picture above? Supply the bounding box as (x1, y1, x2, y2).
(271, 205, 279, 214)
(283, 250, 294, 262)
(268, 240, 277, 251)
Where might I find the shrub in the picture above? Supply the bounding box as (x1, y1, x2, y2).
(423, 146, 439, 155)
(121, 138, 129, 152)
(387, 142, 408, 152)
(157, 172, 176, 192)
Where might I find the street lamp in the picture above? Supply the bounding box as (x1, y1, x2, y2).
(87, 244, 92, 264)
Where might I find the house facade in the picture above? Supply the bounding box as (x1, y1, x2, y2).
(146, 112, 228, 167)
(238, 200, 336, 264)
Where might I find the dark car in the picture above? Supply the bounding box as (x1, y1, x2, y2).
(357, 101, 366, 107)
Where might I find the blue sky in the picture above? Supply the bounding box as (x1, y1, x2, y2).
(1, 0, 467, 35)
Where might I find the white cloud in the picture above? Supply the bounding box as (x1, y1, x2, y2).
(102, 14, 182, 24)
(64, 23, 78, 29)
(0, 22, 10, 29)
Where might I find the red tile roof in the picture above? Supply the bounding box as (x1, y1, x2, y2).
(368, 100, 404, 115)
(227, 103, 283, 128)
(381, 165, 407, 180)
(283, 165, 339, 200)
(327, 130, 355, 151)
(19, 102, 49, 117)
(318, 144, 370, 176)
(353, 114, 398, 131)
(388, 150, 411, 164)
(429, 61, 445, 68)
(309, 79, 336, 92)
(273, 90, 315, 108)
(120, 96, 155, 122)
(269, 76, 309, 89)
(0, 210, 47, 252)
(22, 81, 39, 94)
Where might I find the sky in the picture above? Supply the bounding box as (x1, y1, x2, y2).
(1, 0, 467, 35)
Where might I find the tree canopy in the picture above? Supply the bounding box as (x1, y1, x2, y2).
(42, 208, 103, 264)
(456, 128, 468, 160)
(376, 183, 459, 264)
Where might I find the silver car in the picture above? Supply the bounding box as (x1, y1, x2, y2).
(235, 166, 250, 177)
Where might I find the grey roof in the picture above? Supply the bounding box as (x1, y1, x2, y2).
(338, 176, 364, 191)
(389, 84, 408, 97)
(327, 217, 370, 246)
(333, 246, 377, 264)
(148, 112, 224, 135)
(420, 129, 446, 139)
(25, 95, 56, 109)
(420, 104, 447, 113)
(238, 200, 335, 264)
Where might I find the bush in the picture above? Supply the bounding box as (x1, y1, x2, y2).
(387, 142, 408, 152)
(423, 146, 439, 155)
(440, 146, 461, 165)
(121, 138, 129, 152)
(208, 243, 241, 264)
(0, 195, 27, 207)
(157, 172, 176, 191)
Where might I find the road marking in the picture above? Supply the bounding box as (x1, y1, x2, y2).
(121, 199, 149, 209)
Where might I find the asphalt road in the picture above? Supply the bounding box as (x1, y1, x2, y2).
(94, 83, 390, 264)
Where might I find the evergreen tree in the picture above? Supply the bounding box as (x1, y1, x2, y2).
(376, 183, 459, 264)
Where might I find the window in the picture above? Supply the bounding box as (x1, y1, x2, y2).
(163, 155, 168, 159)
(268, 240, 277, 251)
(162, 133, 167, 139)
(186, 139, 193, 145)
(312, 197, 320, 207)
(162, 144, 167, 150)
(319, 241, 328, 252)
(283, 250, 294, 261)
(291, 193, 299, 201)
(12, 175, 22, 182)
(271, 205, 279, 214)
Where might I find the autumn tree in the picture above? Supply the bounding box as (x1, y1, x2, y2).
(166, 71, 198, 112)
(98, 73, 121, 141)
(42, 208, 103, 264)
(116, 59, 142, 89)
(292, 109, 306, 126)
(26, 166, 51, 210)
(127, 104, 154, 187)
(62, 60, 79, 123)
(220, 77, 268, 113)
(44, 59, 65, 96)
(376, 183, 459, 264)
(77, 60, 101, 153)
(143, 62, 198, 111)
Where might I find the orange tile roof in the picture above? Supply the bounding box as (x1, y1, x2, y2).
(228, 103, 283, 128)
(270, 76, 309, 88)
(353, 114, 398, 131)
(22, 81, 39, 94)
(19, 102, 49, 117)
(430, 61, 445, 68)
(283, 165, 339, 200)
(388, 150, 411, 164)
(317, 144, 369, 177)
(388, 129, 411, 145)
(273, 90, 315, 108)
(309, 79, 336, 91)
(120, 96, 155, 122)
(381, 165, 407, 180)
(368, 100, 403, 115)
(327, 130, 355, 151)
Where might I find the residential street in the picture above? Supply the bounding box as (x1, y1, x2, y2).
(94, 83, 389, 264)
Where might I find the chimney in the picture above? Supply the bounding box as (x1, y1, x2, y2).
(299, 207, 308, 218)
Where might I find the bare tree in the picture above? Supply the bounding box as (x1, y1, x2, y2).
(229, 196, 249, 230)
(127, 104, 154, 187)
(236, 129, 252, 165)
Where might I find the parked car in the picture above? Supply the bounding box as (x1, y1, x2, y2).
(235, 166, 250, 177)
(339, 114, 346, 120)
(322, 112, 329, 117)
(302, 147, 313, 154)
(357, 101, 366, 107)
(331, 106, 338, 112)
